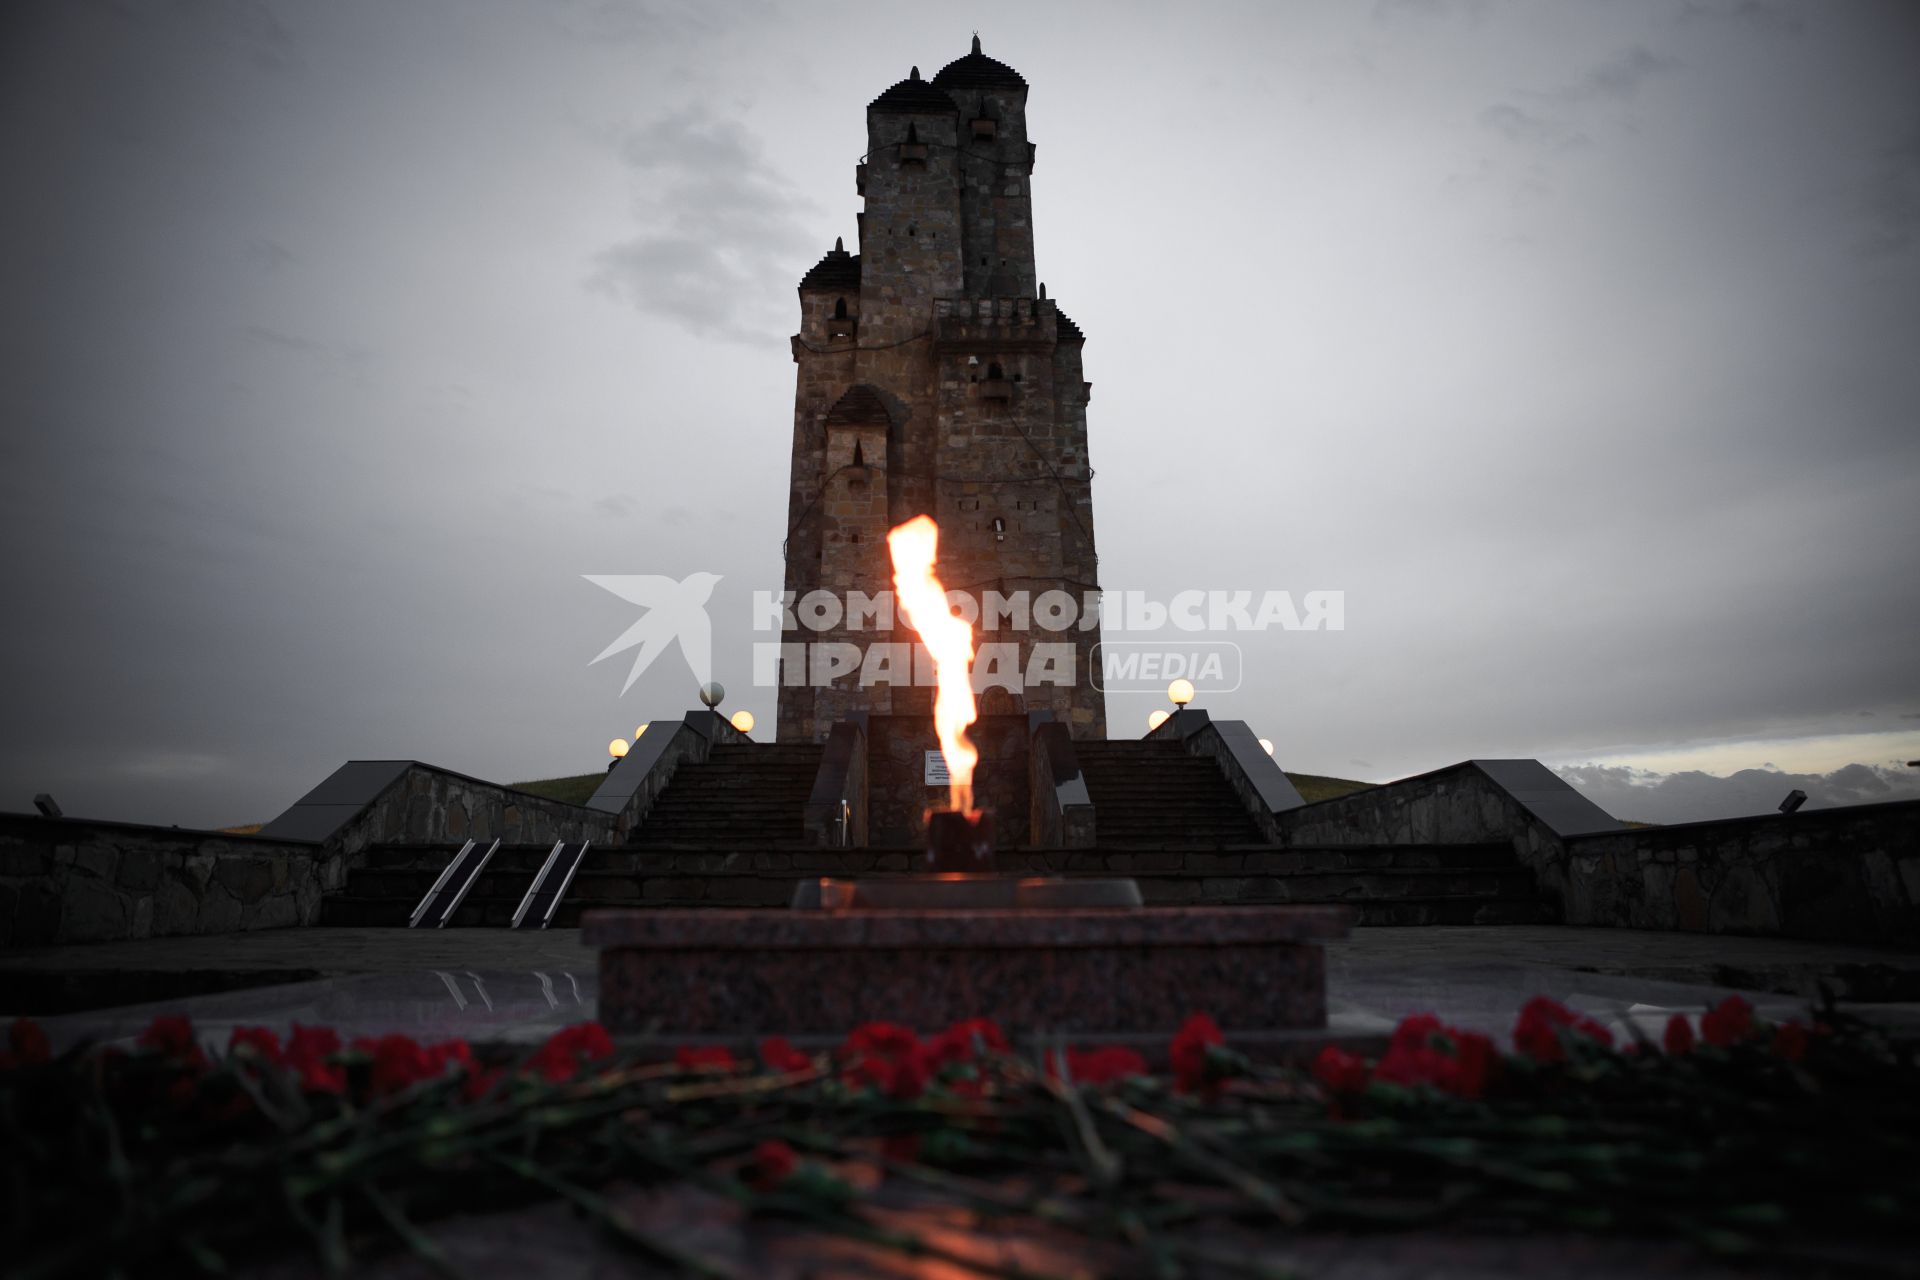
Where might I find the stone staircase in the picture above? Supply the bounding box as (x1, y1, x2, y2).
(629, 742, 824, 848)
(1073, 739, 1265, 844)
(316, 737, 1549, 927)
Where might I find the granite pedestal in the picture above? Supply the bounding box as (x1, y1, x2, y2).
(583, 905, 1350, 1037)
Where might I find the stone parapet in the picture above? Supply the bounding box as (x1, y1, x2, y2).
(587, 904, 1348, 1036)
(932, 295, 1059, 352)
(0, 814, 337, 947)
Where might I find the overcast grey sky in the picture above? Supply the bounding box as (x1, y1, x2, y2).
(2, 0, 1917, 829)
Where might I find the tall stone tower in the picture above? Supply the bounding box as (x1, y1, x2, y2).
(777, 39, 1106, 743)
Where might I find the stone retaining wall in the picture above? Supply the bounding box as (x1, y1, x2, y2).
(335, 768, 618, 856)
(1560, 800, 1920, 944)
(0, 815, 341, 947)
(1276, 763, 1919, 945)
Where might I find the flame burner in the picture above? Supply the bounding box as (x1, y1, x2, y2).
(925, 808, 994, 873)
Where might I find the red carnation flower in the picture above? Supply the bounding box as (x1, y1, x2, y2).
(423, 1039, 475, 1081)
(675, 1044, 737, 1072)
(1772, 1021, 1809, 1063)
(283, 1025, 345, 1094)
(1701, 996, 1754, 1048)
(139, 1015, 207, 1067)
(759, 1036, 812, 1074)
(296, 1055, 347, 1095)
(1312, 1045, 1371, 1096)
(926, 1017, 1008, 1066)
(527, 1022, 617, 1083)
(1512, 997, 1614, 1064)
(839, 1023, 930, 1099)
(3, 1018, 51, 1069)
(1663, 1014, 1695, 1055)
(1170, 1014, 1225, 1095)
(845, 1022, 920, 1056)
(1374, 1015, 1497, 1099)
(745, 1139, 798, 1189)
(462, 1066, 503, 1102)
(1050, 1045, 1149, 1086)
(287, 1025, 340, 1059)
(354, 1034, 432, 1096)
(228, 1026, 284, 1063)
(561, 1023, 615, 1061)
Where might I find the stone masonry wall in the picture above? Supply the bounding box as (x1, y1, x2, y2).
(0, 815, 342, 947)
(332, 767, 618, 858)
(1278, 768, 1920, 945)
(1560, 800, 1920, 943)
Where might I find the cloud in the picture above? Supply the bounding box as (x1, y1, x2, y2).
(1677, 1, 1805, 38)
(1556, 761, 1920, 824)
(240, 326, 373, 381)
(1553, 46, 1678, 103)
(162, 0, 303, 72)
(588, 109, 817, 342)
(1857, 128, 1920, 257)
(546, 0, 759, 45)
(1479, 103, 1591, 152)
(246, 237, 296, 272)
(1371, 0, 1492, 23)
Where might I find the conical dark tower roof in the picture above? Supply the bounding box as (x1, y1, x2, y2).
(798, 237, 861, 291)
(869, 65, 958, 113)
(932, 36, 1027, 90)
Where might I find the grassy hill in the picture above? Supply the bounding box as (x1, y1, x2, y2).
(509, 767, 1376, 809)
(1283, 772, 1375, 804)
(511, 773, 609, 807)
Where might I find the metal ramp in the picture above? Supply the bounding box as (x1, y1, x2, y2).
(511, 841, 591, 930)
(408, 838, 500, 928)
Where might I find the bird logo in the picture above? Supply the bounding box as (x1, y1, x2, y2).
(583, 572, 722, 694)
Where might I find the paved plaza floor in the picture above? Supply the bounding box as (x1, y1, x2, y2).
(8, 923, 1915, 1277)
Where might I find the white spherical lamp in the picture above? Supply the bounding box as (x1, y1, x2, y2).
(698, 682, 726, 708)
(730, 710, 756, 733)
(1147, 710, 1169, 731)
(1167, 678, 1195, 707)
(1259, 738, 1275, 756)
(608, 738, 629, 759)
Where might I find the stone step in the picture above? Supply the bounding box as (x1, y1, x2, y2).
(335, 864, 1537, 914)
(1349, 897, 1556, 926)
(353, 843, 1518, 876)
(321, 884, 1552, 931)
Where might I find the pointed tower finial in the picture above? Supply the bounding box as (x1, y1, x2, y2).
(1039, 282, 1047, 299)
(910, 65, 921, 80)
(972, 33, 982, 55)
(835, 236, 844, 253)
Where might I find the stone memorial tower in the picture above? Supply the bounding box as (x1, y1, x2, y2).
(777, 39, 1106, 743)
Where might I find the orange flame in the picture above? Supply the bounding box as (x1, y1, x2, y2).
(887, 515, 977, 811)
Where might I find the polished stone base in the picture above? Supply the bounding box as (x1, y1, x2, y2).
(790, 874, 1144, 911)
(583, 905, 1350, 1037)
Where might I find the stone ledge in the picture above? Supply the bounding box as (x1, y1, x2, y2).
(582, 904, 1350, 950)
